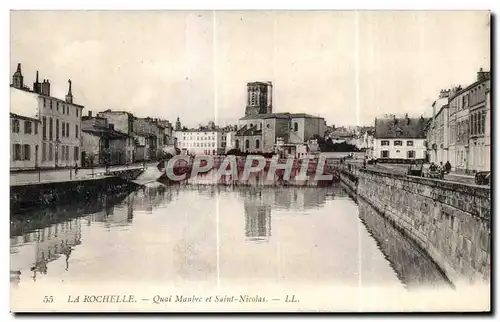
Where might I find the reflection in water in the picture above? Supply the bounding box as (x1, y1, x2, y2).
(244, 194, 272, 242)
(357, 196, 452, 289)
(10, 181, 449, 291)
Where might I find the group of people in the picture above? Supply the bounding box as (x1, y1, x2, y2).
(429, 161, 452, 175)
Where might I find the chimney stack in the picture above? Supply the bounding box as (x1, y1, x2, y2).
(477, 67, 490, 82)
(41, 79, 51, 96)
(33, 71, 41, 94)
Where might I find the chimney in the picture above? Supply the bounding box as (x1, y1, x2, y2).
(88, 111, 92, 117)
(33, 71, 41, 94)
(41, 79, 51, 96)
(477, 67, 490, 82)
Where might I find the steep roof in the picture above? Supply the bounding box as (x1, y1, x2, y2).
(374, 117, 428, 139)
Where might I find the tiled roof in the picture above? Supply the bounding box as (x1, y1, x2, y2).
(374, 117, 428, 139)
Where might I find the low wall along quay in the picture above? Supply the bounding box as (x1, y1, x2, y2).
(10, 169, 144, 214)
(346, 168, 490, 286)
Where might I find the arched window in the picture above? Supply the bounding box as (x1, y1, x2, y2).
(294, 122, 298, 131)
(255, 139, 260, 149)
(235, 139, 239, 148)
(245, 139, 250, 149)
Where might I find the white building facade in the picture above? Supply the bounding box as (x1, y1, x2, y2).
(373, 116, 428, 162)
(173, 129, 225, 155)
(10, 64, 84, 169)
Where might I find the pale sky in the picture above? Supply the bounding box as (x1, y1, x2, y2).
(10, 11, 490, 127)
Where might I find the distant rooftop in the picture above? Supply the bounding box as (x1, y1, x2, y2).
(374, 116, 428, 139)
(239, 112, 323, 121)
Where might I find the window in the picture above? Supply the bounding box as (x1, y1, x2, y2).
(34, 123, 38, 135)
(76, 108, 79, 117)
(245, 139, 250, 149)
(235, 139, 239, 149)
(48, 143, 53, 161)
(56, 102, 59, 111)
(56, 119, 59, 140)
(66, 145, 69, 161)
(294, 122, 298, 131)
(381, 140, 390, 146)
(407, 151, 415, 159)
(24, 121, 32, 134)
(50, 100, 53, 109)
(11, 119, 20, 133)
(42, 143, 46, 161)
(394, 140, 403, 146)
(62, 121, 65, 137)
(66, 123, 70, 137)
(23, 144, 30, 160)
(255, 139, 260, 149)
(13, 144, 22, 161)
(42, 117, 47, 140)
(406, 140, 414, 146)
(43, 98, 47, 108)
(381, 150, 389, 158)
(74, 147, 79, 161)
(63, 105, 65, 114)
(49, 117, 53, 141)
(75, 125, 79, 138)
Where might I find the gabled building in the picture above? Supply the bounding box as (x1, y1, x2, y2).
(373, 115, 428, 162)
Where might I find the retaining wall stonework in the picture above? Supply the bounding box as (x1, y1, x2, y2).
(356, 169, 491, 285)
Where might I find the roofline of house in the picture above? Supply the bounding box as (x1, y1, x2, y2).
(10, 112, 41, 122)
(448, 77, 491, 102)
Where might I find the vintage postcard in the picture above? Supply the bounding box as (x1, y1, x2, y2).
(9, 10, 491, 313)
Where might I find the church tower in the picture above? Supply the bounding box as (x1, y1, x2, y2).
(11, 63, 24, 89)
(175, 117, 182, 130)
(244, 81, 273, 116)
(65, 79, 73, 103)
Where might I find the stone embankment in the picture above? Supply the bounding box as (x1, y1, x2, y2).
(339, 165, 491, 286)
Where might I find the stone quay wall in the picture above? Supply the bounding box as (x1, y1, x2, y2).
(11, 169, 144, 214)
(356, 168, 491, 285)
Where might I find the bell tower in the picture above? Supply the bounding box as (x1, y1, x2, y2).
(244, 81, 273, 116)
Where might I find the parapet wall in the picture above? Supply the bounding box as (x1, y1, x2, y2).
(356, 168, 491, 285)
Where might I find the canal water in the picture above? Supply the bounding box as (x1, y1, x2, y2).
(10, 182, 451, 298)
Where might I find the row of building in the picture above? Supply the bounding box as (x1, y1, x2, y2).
(425, 68, 491, 173)
(10, 63, 175, 170)
(367, 68, 491, 173)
